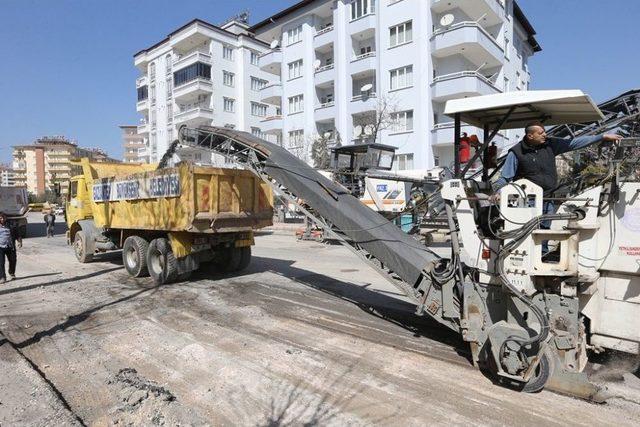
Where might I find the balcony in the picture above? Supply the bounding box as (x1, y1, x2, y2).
(314, 64, 335, 87)
(349, 12, 376, 37)
(173, 51, 212, 72)
(431, 121, 506, 146)
(136, 99, 149, 112)
(314, 101, 335, 122)
(173, 77, 213, 101)
(314, 25, 334, 49)
(259, 49, 283, 74)
(350, 93, 377, 114)
(260, 82, 283, 105)
(136, 75, 148, 88)
(431, 22, 504, 67)
(431, 71, 501, 101)
(174, 106, 214, 127)
(260, 115, 283, 134)
(431, 0, 504, 26)
(170, 21, 212, 53)
(137, 122, 150, 135)
(350, 52, 376, 75)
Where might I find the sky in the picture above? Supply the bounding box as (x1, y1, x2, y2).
(1, 0, 638, 163)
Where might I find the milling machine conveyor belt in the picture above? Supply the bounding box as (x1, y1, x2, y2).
(178, 126, 440, 301)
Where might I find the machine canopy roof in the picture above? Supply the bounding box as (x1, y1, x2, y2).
(444, 90, 604, 130)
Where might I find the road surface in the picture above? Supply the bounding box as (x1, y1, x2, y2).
(1, 214, 639, 425)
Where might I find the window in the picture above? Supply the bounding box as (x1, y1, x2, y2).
(166, 107, 172, 123)
(166, 79, 172, 98)
(287, 25, 302, 45)
(390, 65, 413, 90)
(351, 0, 375, 21)
(390, 21, 412, 47)
(288, 59, 303, 80)
(165, 54, 172, 74)
(223, 45, 234, 60)
(223, 71, 235, 87)
(250, 51, 260, 66)
(288, 95, 304, 114)
(288, 129, 304, 147)
(391, 110, 413, 132)
(251, 102, 267, 117)
(173, 62, 211, 87)
(395, 153, 414, 170)
(137, 85, 148, 102)
(224, 97, 235, 112)
(150, 62, 156, 80)
(505, 37, 510, 60)
(251, 77, 268, 91)
(251, 127, 266, 139)
(70, 180, 78, 198)
(151, 110, 157, 127)
(150, 85, 156, 105)
(167, 127, 173, 142)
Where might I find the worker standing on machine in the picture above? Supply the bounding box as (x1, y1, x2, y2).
(492, 121, 621, 251)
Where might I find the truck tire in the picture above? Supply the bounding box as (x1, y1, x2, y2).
(236, 246, 251, 271)
(147, 238, 178, 285)
(217, 247, 242, 272)
(123, 236, 149, 278)
(74, 231, 93, 263)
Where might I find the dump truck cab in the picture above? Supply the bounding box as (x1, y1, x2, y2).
(65, 174, 94, 239)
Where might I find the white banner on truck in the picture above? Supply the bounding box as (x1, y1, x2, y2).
(92, 174, 180, 202)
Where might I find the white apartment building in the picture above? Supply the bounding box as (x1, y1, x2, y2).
(249, 0, 540, 170)
(0, 168, 16, 187)
(134, 18, 278, 163)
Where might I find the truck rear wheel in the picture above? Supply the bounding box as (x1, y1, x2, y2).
(217, 246, 251, 272)
(123, 236, 149, 278)
(74, 231, 93, 263)
(147, 238, 178, 285)
(237, 246, 251, 271)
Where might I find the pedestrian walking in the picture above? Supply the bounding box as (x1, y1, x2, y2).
(44, 211, 56, 238)
(0, 212, 22, 284)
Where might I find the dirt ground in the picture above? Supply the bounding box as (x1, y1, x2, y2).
(1, 214, 640, 426)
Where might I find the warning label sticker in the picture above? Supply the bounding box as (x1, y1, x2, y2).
(618, 246, 640, 256)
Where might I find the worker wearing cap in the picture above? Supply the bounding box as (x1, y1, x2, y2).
(493, 121, 621, 251)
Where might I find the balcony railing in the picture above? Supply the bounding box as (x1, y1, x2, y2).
(136, 76, 148, 87)
(432, 71, 501, 91)
(259, 48, 281, 58)
(173, 51, 212, 70)
(431, 21, 503, 51)
(315, 64, 334, 73)
(350, 12, 375, 23)
(315, 25, 334, 36)
(351, 93, 377, 101)
(352, 51, 376, 62)
(315, 101, 335, 109)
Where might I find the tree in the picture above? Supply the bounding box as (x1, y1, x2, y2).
(353, 95, 399, 143)
(310, 130, 342, 169)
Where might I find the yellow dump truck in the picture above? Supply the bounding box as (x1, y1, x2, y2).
(65, 158, 273, 284)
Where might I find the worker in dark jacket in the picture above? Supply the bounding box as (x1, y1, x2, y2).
(0, 212, 23, 284)
(493, 121, 621, 252)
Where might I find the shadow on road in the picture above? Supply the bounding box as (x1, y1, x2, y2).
(194, 255, 469, 363)
(26, 221, 67, 239)
(0, 267, 121, 297)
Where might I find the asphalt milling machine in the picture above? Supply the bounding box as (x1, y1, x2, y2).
(172, 90, 640, 400)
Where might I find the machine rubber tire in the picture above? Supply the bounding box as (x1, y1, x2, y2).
(74, 231, 93, 263)
(522, 352, 553, 393)
(236, 246, 251, 271)
(122, 236, 149, 278)
(146, 238, 178, 285)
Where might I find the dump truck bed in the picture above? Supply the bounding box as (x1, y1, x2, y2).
(83, 160, 273, 233)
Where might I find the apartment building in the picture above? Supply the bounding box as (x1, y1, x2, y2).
(12, 136, 119, 195)
(250, 0, 540, 170)
(0, 165, 16, 187)
(121, 125, 149, 163)
(133, 18, 277, 163)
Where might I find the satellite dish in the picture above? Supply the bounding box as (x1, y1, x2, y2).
(269, 39, 280, 49)
(364, 125, 374, 136)
(353, 125, 363, 137)
(440, 14, 455, 27)
(361, 83, 373, 92)
(323, 131, 332, 138)
(313, 59, 321, 69)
